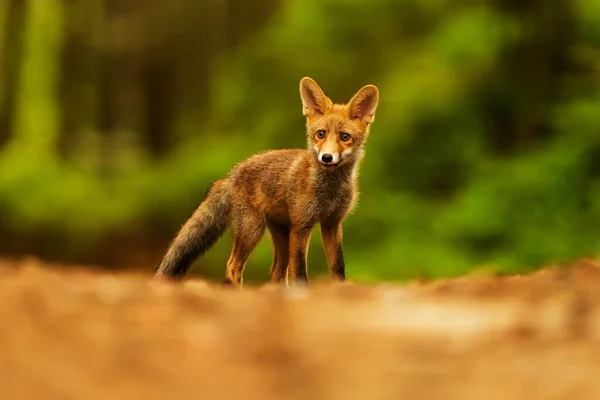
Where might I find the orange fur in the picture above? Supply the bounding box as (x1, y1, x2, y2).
(155, 77, 379, 287)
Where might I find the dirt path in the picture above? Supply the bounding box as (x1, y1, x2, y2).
(1, 257, 599, 399)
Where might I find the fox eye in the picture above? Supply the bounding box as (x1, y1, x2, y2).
(340, 132, 351, 141)
(316, 130, 326, 139)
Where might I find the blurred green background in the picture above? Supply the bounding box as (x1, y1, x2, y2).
(1, 0, 599, 283)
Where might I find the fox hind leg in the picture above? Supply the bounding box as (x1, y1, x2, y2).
(266, 220, 290, 284)
(224, 211, 265, 287)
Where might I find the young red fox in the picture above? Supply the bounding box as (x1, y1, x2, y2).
(155, 77, 379, 286)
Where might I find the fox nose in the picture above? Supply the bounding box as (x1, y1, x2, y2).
(321, 153, 333, 163)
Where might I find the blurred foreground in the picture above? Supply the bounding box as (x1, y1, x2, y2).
(1, 258, 600, 399)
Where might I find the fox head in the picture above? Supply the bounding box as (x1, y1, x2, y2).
(299, 77, 379, 170)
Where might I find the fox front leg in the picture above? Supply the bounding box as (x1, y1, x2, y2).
(288, 227, 313, 286)
(320, 218, 346, 282)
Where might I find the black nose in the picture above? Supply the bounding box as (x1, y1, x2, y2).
(321, 153, 333, 163)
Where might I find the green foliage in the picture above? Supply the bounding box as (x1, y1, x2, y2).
(1, 0, 600, 282)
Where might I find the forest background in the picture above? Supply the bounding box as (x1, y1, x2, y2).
(1, 0, 599, 283)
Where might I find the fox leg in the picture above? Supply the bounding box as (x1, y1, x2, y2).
(266, 221, 290, 283)
(320, 219, 346, 282)
(225, 211, 265, 287)
(288, 227, 313, 285)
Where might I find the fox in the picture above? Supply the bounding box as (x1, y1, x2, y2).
(154, 77, 379, 287)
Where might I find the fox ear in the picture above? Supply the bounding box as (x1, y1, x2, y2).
(348, 85, 379, 124)
(300, 77, 331, 116)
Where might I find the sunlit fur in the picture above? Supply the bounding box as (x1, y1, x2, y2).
(155, 77, 379, 287)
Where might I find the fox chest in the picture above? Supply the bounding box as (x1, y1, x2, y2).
(312, 181, 356, 221)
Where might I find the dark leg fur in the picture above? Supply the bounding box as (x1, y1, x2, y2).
(267, 221, 290, 283)
(321, 220, 346, 282)
(288, 227, 312, 286)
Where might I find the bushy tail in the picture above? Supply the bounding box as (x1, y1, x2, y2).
(155, 179, 231, 279)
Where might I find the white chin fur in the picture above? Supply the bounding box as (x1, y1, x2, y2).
(319, 160, 340, 166)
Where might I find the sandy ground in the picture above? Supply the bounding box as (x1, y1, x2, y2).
(1, 257, 600, 400)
